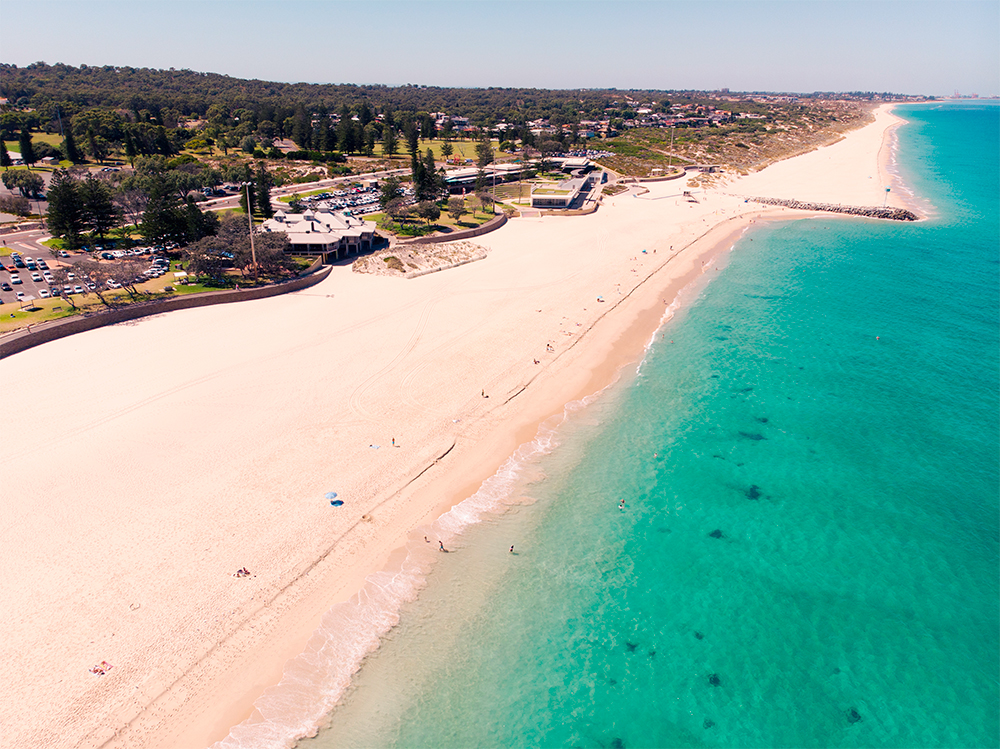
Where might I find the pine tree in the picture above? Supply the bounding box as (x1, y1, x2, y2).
(46, 170, 85, 249)
(19, 129, 36, 169)
(381, 111, 398, 159)
(123, 131, 137, 166)
(404, 118, 418, 156)
(337, 104, 356, 154)
(315, 116, 334, 152)
(410, 152, 425, 198)
(141, 178, 186, 244)
(422, 148, 441, 199)
(255, 164, 274, 219)
(80, 174, 118, 240)
(87, 128, 107, 164)
(61, 128, 82, 163)
(358, 102, 373, 127)
(0, 140, 11, 168)
(154, 126, 172, 156)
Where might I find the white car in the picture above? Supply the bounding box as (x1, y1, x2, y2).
(73, 285, 84, 294)
(38, 288, 50, 298)
(10, 274, 22, 284)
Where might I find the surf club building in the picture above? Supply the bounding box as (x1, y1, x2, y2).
(260, 209, 377, 263)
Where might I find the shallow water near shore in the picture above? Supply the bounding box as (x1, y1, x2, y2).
(293, 102, 999, 749)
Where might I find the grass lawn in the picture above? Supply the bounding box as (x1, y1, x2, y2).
(376, 138, 503, 162)
(368, 201, 496, 238)
(278, 188, 330, 203)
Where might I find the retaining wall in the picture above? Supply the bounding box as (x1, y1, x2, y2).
(0, 266, 332, 359)
(1, 222, 43, 235)
(637, 170, 687, 183)
(400, 212, 507, 245)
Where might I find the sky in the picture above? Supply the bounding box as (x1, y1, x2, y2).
(2, 0, 998, 96)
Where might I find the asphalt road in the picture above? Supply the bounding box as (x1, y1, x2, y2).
(0, 230, 86, 307)
(0, 166, 412, 307)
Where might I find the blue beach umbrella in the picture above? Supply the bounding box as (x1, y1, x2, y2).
(325, 492, 338, 499)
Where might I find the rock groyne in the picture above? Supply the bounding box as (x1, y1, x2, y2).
(747, 196, 918, 221)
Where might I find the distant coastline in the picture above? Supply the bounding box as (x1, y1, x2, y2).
(0, 105, 912, 749)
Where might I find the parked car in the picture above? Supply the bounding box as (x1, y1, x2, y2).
(10, 274, 22, 284)
(58, 251, 70, 258)
(73, 285, 84, 294)
(38, 288, 50, 298)
(31, 273, 42, 282)
(15, 291, 25, 300)
(0, 282, 11, 291)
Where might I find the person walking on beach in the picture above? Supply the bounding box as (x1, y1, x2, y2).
(439, 540, 445, 552)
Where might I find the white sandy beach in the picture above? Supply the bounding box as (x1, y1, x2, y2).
(0, 105, 906, 749)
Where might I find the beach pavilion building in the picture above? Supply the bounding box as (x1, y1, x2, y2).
(529, 175, 594, 209)
(260, 209, 377, 263)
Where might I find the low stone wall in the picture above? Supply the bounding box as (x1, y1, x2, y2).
(0, 222, 43, 235)
(400, 212, 507, 245)
(747, 196, 919, 221)
(0, 266, 332, 359)
(637, 170, 686, 183)
(539, 200, 599, 217)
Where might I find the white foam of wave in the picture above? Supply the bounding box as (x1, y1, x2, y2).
(636, 234, 745, 376)
(885, 116, 934, 218)
(211, 391, 607, 749)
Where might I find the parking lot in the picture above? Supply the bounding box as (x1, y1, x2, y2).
(0, 243, 172, 308)
(1, 247, 71, 306)
(298, 184, 387, 214)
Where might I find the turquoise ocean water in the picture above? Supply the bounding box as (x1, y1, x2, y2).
(292, 103, 998, 749)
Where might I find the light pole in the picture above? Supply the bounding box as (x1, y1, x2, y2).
(243, 182, 257, 280)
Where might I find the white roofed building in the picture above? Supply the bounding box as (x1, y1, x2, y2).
(261, 209, 377, 262)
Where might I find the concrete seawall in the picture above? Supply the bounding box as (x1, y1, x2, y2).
(0, 266, 332, 359)
(400, 212, 507, 245)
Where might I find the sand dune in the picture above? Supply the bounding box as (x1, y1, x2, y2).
(0, 105, 905, 749)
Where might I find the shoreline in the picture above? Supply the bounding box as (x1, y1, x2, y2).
(0, 106, 908, 749)
(205, 213, 766, 749)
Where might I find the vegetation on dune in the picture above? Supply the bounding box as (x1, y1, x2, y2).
(594, 101, 875, 177)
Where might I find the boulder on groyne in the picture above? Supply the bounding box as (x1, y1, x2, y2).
(746, 196, 918, 221)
